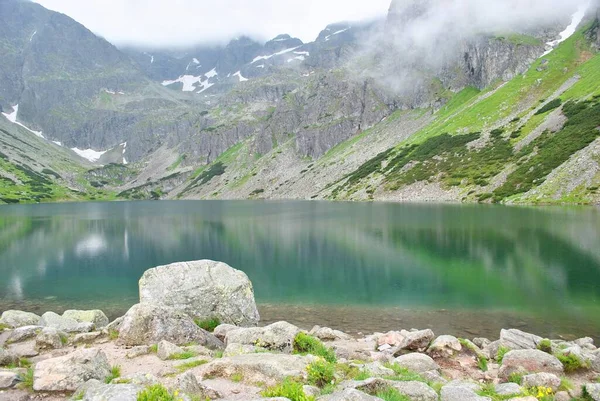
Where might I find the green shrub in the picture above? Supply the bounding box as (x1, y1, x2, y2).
(307, 360, 335, 387)
(535, 98, 562, 115)
(383, 363, 425, 382)
(137, 384, 177, 401)
(262, 379, 315, 401)
(375, 387, 411, 401)
(477, 356, 488, 372)
(497, 346, 510, 363)
(557, 352, 590, 372)
(537, 339, 552, 353)
(508, 372, 523, 384)
(194, 317, 221, 332)
(293, 333, 336, 363)
(105, 365, 121, 384)
(168, 351, 197, 360)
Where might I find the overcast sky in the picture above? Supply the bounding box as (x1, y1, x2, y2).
(32, 0, 392, 48)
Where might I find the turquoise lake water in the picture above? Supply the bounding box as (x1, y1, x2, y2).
(0, 200, 599, 340)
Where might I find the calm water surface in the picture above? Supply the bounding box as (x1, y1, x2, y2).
(0, 200, 599, 340)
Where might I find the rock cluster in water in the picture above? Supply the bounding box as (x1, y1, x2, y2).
(0, 260, 599, 401)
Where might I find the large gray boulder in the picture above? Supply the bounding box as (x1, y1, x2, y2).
(224, 321, 300, 353)
(392, 329, 435, 353)
(39, 311, 93, 333)
(176, 371, 223, 399)
(33, 348, 111, 391)
(6, 325, 43, 343)
(0, 371, 19, 389)
(139, 260, 260, 326)
(340, 378, 437, 401)
(500, 329, 542, 350)
(441, 384, 491, 401)
(498, 349, 563, 380)
(199, 353, 317, 386)
(63, 310, 109, 328)
(0, 310, 40, 328)
(522, 373, 561, 391)
(309, 326, 353, 341)
(118, 303, 223, 348)
(157, 340, 184, 360)
(394, 353, 440, 373)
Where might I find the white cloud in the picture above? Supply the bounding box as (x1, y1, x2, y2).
(32, 0, 392, 47)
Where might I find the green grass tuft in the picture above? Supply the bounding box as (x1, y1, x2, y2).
(194, 317, 221, 332)
(537, 339, 552, 353)
(168, 351, 197, 360)
(137, 384, 178, 401)
(497, 346, 510, 363)
(176, 359, 208, 373)
(18, 367, 34, 390)
(262, 379, 315, 401)
(375, 388, 411, 401)
(557, 351, 591, 372)
(105, 365, 121, 384)
(307, 359, 336, 388)
(293, 333, 337, 363)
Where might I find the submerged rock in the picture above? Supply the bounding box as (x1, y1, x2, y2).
(118, 303, 223, 348)
(33, 348, 111, 391)
(0, 310, 41, 328)
(139, 260, 260, 326)
(63, 309, 109, 328)
(224, 321, 300, 353)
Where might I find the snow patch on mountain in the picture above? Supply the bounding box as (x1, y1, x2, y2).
(287, 56, 305, 62)
(542, 2, 589, 56)
(233, 71, 248, 82)
(71, 147, 107, 162)
(197, 81, 214, 93)
(2, 105, 45, 139)
(325, 28, 349, 41)
(30, 30, 37, 42)
(251, 46, 300, 63)
(162, 75, 206, 92)
(256, 64, 265, 68)
(193, 58, 200, 64)
(205, 68, 218, 78)
(294, 51, 310, 56)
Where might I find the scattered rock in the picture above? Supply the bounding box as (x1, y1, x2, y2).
(360, 362, 395, 377)
(440, 384, 490, 401)
(310, 326, 353, 341)
(105, 316, 124, 332)
(554, 391, 571, 401)
(33, 348, 111, 391)
(224, 343, 268, 357)
(75, 379, 143, 401)
(392, 329, 435, 353)
(126, 345, 151, 359)
(73, 331, 103, 344)
(377, 331, 405, 347)
(0, 310, 40, 328)
(7, 325, 43, 343)
(139, 260, 260, 326)
(500, 329, 542, 350)
(508, 397, 537, 401)
(63, 309, 109, 328)
(394, 353, 440, 373)
(0, 348, 18, 367)
(323, 388, 383, 401)
(199, 353, 316, 385)
(118, 303, 223, 348)
(498, 349, 563, 380)
(303, 385, 321, 398)
(521, 372, 561, 391)
(585, 383, 600, 401)
(157, 340, 185, 360)
(176, 371, 223, 399)
(224, 321, 300, 353)
(495, 382, 522, 395)
(35, 327, 67, 351)
(126, 372, 159, 385)
(391, 381, 438, 401)
(473, 338, 491, 349)
(428, 335, 462, 357)
(39, 312, 93, 333)
(331, 340, 375, 361)
(0, 371, 19, 389)
(214, 324, 239, 342)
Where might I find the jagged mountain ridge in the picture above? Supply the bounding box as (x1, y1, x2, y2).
(0, 0, 598, 205)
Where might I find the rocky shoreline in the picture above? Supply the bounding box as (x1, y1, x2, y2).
(1, 260, 599, 401)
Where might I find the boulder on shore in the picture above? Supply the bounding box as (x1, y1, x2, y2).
(0, 310, 41, 328)
(39, 311, 93, 333)
(117, 303, 223, 348)
(139, 260, 260, 326)
(33, 348, 111, 391)
(224, 321, 300, 353)
(498, 349, 563, 380)
(63, 309, 109, 328)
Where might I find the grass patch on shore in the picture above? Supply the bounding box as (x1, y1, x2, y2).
(231, 372, 244, 383)
(108, 329, 119, 340)
(0, 323, 10, 331)
(194, 317, 220, 332)
(307, 359, 336, 387)
(168, 351, 197, 360)
(262, 379, 315, 401)
(496, 346, 510, 363)
(7, 358, 32, 369)
(557, 352, 591, 372)
(137, 384, 179, 401)
(477, 383, 517, 401)
(105, 365, 121, 384)
(293, 333, 336, 363)
(17, 368, 34, 390)
(477, 355, 489, 372)
(376, 388, 411, 401)
(149, 344, 158, 353)
(537, 339, 552, 353)
(176, 359, 208, 373)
